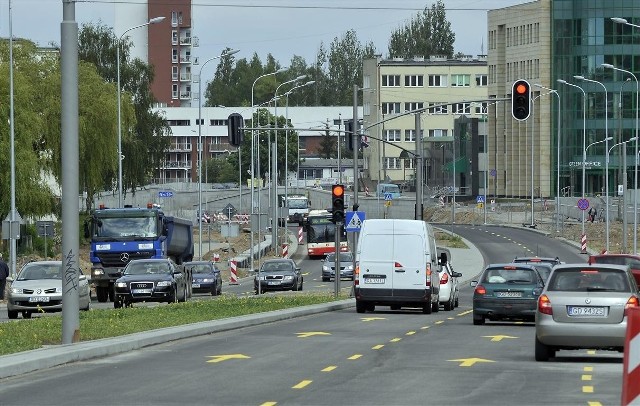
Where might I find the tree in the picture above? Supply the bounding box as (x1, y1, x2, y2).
(318, 123, 336, 159)
(388, 0, 455, 59)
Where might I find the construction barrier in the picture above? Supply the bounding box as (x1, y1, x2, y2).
(229, 260, 238, 285)
(580, 234, 587, 254)
(365, 186, 370, 197)
(213, 253, 220, 262)
(622, 307, 640, 405)
(298, 227, 304, 244)
(282, 243, 289, 258)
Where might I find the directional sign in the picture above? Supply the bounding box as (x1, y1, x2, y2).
(577, 198, 590, 211)
(448, 358, 496, 367)
(384, 193, 393, 201)
(483, 335, 518, 342)
(345, 211, 365, 232)
(476, 195, 485, 204)
(158, 191, 174, 198)
(296, 332, 331, 338)
(206, 354, 251, 363)
(223, 203, 237, 218)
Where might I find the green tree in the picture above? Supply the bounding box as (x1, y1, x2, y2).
(388, 0, 455, 59)
(318, 123, 336, 159)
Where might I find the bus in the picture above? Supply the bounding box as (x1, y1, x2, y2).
(306, 209, 348, 258)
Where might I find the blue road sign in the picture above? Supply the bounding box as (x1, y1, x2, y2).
(490, 169, 497, 177)
(159, 191, 174, 198)
(384, 193, 393, 201)
(476, 195, 485, 204)
(577, 198, 589, 211)
(345, 211, 365, 232)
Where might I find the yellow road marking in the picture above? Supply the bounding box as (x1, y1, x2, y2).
(584, 366, 594, 372)
(421, 326, 430, 330)
(348, 354, 362, 360)
(435, 320, 444, 325)
(458, 310, 473, 316)
(372, 344, 384, 350)
(322, 366, 337, 372)
(448, 358, 496, 367)
(292, 380, 312, 389)
(390, 338, 402, 343)
(261, 402, 277, 406)
(206, 354, 251, 363)
(582, 386, 594, 393)
(587, 350, 596, 355)
(361, 317, 386, 322)
(406, 331, 416, 336)
(296, 332, 331, 338)
(587, 402, 602, 406)
(581, 374, 592, 381)
(483, 335, 518, 342)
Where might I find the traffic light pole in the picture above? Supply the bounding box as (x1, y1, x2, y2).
(415, 112, 423, 220)
(334, 222, 342, 298)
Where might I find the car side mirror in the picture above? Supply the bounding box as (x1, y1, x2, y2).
(470, 280, 478, 287)
(79, 274, 87, 281)
(452, 271, 462, 278)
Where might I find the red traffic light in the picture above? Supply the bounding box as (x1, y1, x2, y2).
(511, 79, 531, 121)
(332, 184, 344, 197)
(515, 83, 528, 94)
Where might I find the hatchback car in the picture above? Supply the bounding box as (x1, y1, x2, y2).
(254, 258, 303, 294)
(535, 263, 639, 361)
(7, 261, 91, 319)
(113, 259, 189, 308)
(471, 263, 545, 325)
(184, 261, 222, 296)
(439, 260, 462, 311)
(321, 252, 355, 282)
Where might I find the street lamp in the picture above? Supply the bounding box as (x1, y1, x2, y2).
(575, 75, 610, 252)
(116, 16, 165, 208)
(602, 63, 640, 253)
(197, 49, 239, 260)
(533, 84, 561, 232)
(557, 79, 587, 247)
(609, 136, 638, 253)
(611, 17, 640, 29)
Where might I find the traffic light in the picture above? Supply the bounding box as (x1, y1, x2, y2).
(511, 79, 531, 121)
(227, 113, 244, 146)
(331, 184, 345, 224)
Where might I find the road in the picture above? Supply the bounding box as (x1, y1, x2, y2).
(0, 223, 624, 405)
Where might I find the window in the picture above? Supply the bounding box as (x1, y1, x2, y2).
(451, 74, 470, 87)
(384, 129, 401, 142)
(404, 102, 424, 112)
(384, 157, 402, 169)
(404, 75, 424, 87)
(172, 84, 179, 99)
(428, 103, 448, 115)
(428, 129, 448, 137)
(454, 103, 471, 114)
(381, 102, 401, 115)
(404, 159, 415, 169)
(172, 66, 178, 80)
(428, 75, 447, 87)
(167, 119, 190, 126)
(475, 102, 488, 114)
(210, 119, 229, 126)
(382, 75, 401, 87)
(404, 129, 423, 142)
(475, 74, 488, 86)
(172, 30, 178, 45)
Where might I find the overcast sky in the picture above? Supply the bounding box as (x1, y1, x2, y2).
(1, 0, 530, 64)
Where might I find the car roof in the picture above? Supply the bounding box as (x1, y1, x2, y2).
(553, 263, 629, 272)
(184, 261, 213, 265)
(514, 256, 560, 263)
(128, 259, 173, 264)
(484, 263, 539, 271)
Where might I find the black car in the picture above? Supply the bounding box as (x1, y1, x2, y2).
(254, 258, 303, 294)
(184, 261, 222, 296)
(113, 259, 189, 308)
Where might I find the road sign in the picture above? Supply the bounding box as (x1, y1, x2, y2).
(223, 203, 237, 218)
(476, 195, 485, 204)
(345, 211, 365, 232)
(158, 191, 173, 198)
(384, 193, 393, 201)
(490, 169, 497, 177)
(577, 198, 589, 211)
(36, 221, 55, 237)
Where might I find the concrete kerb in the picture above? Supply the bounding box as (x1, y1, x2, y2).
(0, 299, 354, 380)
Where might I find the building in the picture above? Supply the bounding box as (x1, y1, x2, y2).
(361, 56, 489, 198)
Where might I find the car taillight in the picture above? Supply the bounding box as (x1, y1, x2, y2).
(440, 272, 449, 284)
(624, 296, 640, 316)
(474, 284, 486, 295)
(538, 294, 552, 315)
(426, 263, 431, 287)
(354, 264, 360, 286)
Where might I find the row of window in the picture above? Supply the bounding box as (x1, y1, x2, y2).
(384, 157, 415, 170)
(380, 101, 489, 115)
(382, 74, 487, 88)
(488, 22, 541, 50)
(487, 59, 540, 85)
(382, 129, 449, 142)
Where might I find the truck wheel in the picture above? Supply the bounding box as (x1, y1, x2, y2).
(108, 288, 115, 302)
(96, 287, 109, 303)
(356, 300, 367, 313)
(114, 298, 122, 309)
(22, 311, 32, 319)
(168, 287, 178, 304)
(7, 310, 18, 319)
(422, 304, 432, 314)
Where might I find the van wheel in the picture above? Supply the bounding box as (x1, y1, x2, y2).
(7, 310, 18, 319)
(432, 300, 439, 313)
(535, 336, 554, 361)
(356, 301, 367, 313)
(422, 304, 432, 314)
(473, 313, 485, 325)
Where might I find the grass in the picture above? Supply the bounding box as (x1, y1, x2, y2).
(435, 231, 467, 248)
(0, 293, 342, 356)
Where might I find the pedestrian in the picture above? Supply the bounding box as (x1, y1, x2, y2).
(0, 253, 9, 302)
(593, 208, 598, 223)
(588, 208, 594, 223)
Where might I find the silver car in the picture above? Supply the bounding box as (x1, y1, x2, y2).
(535, 263, 639, 361)
(7, 261, 91, 319)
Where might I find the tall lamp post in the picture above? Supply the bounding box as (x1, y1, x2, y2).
(116, 16, 165, 207)
(533, 84, 561, 232)
(609, 137, 638, 252)
(197, 49, 239, 260)
(575, 75, 610, 252)
(557, 79, 587, 247)
(602, 63, 640, 253)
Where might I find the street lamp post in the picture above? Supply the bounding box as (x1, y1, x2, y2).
(602, 63, 640, 253)
(197, 49, 239, 260)
(557, 79, 587, 247)
(116, 16, 165, 208)
(609, 137, 638, 252)
(575, 76, 610, 252)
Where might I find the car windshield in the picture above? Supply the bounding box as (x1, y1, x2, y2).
(288, 199, 309, 209)
(517, 263, 552, 282)
(547, 268, 630, 292)
(482, 267, 538, 284)
(18, 264, 62, 281)
(188, 264, 215, 273)
(261, 262, 294, 272)
(125, 262, 171, 275)
(325, 253, 353, 262)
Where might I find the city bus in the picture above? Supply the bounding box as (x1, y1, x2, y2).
(306, 209, 348, 258)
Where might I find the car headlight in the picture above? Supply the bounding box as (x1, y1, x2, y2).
(10, 287, 23, 294)
(344, 265, 353, 271)
(156, 281, 171, 287)
(201, 278, 214, 283)
(92, 269, 104, 276)
(322, 265, 330, 271)
(115, 282, 127, 288)
(256, 275, 267, 281)
(283, 275, 294, 281)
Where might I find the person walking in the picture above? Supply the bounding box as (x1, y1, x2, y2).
(0, 253, 9, 303)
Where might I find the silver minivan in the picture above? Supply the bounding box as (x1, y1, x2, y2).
(354, 219, 440, 313)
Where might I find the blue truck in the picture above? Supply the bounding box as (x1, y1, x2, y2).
(84, 204, 194, 302)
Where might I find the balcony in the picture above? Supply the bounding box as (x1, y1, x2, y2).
(164, 161, 191, 168)
(180, 73, 191, 81)
(180, 91, 191, 100)
(169, 143, 192, 152)
(180, 36, 191, 45)
(179, 56, 191, 64)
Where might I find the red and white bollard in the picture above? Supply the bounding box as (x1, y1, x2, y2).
(365, 186, 370, 197)
(298, 227, 304, 244)
(622, 307, 640, 405)
(213, 253, 220, 263)
(229, 260, 238, 285)
(580, 234, 587, 254)
(282, 243, 289, 258)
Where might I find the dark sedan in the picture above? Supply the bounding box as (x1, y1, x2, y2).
(254, 259, 303, 294)
(184, 261, 222, 296)
(113, 259, 189, 308)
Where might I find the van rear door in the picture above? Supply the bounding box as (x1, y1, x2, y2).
(392, 233, 426, 299)
(358, 233, 393, 297)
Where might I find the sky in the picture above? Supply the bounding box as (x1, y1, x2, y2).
(0, 0, 531, 65)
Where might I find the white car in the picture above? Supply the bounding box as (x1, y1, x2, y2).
(438, 250, 462, 311)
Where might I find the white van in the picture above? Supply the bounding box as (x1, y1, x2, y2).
(354, 219, 440, 313)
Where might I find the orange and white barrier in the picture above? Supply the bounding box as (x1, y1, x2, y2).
(282, 243, 289, 258)
(580, 234, 587, 254)
(298, 227, 304, 244)
(213, 253, 220, 262)
(622, 307, 640, 405)
(229, 260, 238, 285)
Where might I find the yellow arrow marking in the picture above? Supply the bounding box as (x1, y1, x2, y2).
(406, 331, 416, 336)
(390, 338, 402, 343)
(296, 332, 331, 338)
(448, 358, 496, 367)
(322, 366, 337, 372)
(348, 354, 362, 360)
(583, 386, 594, 393)
(483, 335, 518, 342)
(206, 354, 251, 363)
(372, 344, 385, 350)
(293, 380, 312, 389)
(361, 317, 386, 322)
(458, 310, 473, 316)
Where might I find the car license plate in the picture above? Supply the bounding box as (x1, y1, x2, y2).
(496, 291, 522, 298)
(192, 283, 200, 288)
(28, 296, 50, 303)
(268, 281, 280, 285)
(132, 289, 152, 294)
(567, 306, 607, 317)
(364, 278, 385, 284)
